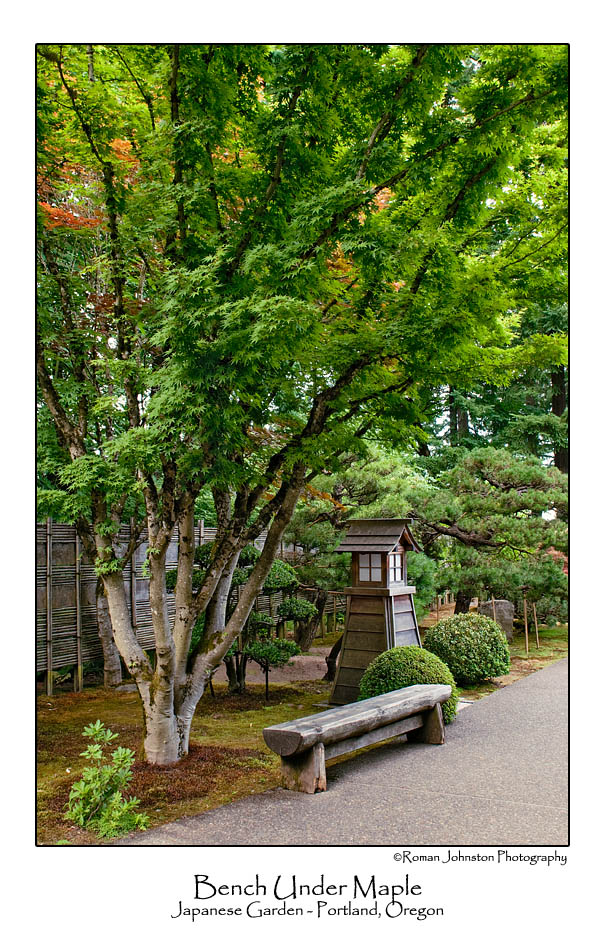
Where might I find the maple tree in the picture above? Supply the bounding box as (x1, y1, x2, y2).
(37, 44, 568, 764)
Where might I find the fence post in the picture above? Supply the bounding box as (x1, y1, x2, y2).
(74, 534, 83, 692)
(533, 602, 540, 648)
(45, 517, 53, 696)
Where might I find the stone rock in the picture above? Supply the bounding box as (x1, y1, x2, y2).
(478, 599, 515, 641)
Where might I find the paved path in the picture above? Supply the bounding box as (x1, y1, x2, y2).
(119, 659, 568, 847)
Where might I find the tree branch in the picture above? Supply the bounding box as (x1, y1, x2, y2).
(355, 44, 429, 182)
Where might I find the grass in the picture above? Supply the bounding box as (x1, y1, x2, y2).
(37, 623, 567, 846)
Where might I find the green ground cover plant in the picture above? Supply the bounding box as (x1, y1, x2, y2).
(65, 721, 149, 838)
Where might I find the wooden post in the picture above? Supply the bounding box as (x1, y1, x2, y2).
(408, 703, 445, 745)
(523, 595, 529, 656)
(435, 595, 440, 622)
(74, 534, 83, 692)
(533, 602, 540, 648)
(46, 518, 53, 696)
(198, 519, 204, 546)
(333, 594, 337, 635)
(280, 744, 327, 794)
(491, 595, 497, 622)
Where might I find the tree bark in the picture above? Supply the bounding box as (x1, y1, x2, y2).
(86, 45, 95, 82)
(457, 404, 469, 442)
(448, 386, 457, 445)
(551, 367, 568, 474)
(101, 568, 185, 763)
(224, 655, 239, 692)
(96, 580, 122, 686)
(173, 502, 196, 685)
(454, 591, 472, 614)
(323, 634, 343, 682)
(102, 569, 151, 679)
(295, 588, 327, 651)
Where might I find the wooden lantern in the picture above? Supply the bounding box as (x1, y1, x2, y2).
(330, 519, 422, 706)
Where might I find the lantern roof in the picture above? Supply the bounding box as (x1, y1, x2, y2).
(335, 518, 421, 554)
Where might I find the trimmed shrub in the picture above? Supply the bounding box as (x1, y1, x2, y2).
(245, 637, 301, 668)
(424, 613, 510, 685)
(358, 646, 459, 724)
(277, 596, 318, 622)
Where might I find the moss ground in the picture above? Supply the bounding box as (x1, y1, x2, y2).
(37, 679, 331, 845)
(37, 624, 567, 846)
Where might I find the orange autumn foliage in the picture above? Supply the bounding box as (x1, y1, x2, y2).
(109, 139, 139, 163)
(39, 201, 103, 230)
(302, 484, 347, 510)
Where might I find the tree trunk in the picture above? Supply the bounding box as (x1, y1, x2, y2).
(551, 367, 568, 474)
(237, 654, 248, 692)
(86, 45, 95, 82)
(295, 589, 327, 651)
(96, 580, 122, 686)
(180, 475, 307, 727)
(448, 386, 457, 445)
(448, 387, 469, 446)
(323, 634, 343, 682)
(102, 570, 151, 679)
(101, 475, 306, 764)
(141, 685, 183, 764)
(457, 404, 469, 442)
(224, 655, 239, 692)
(103, 560, 185, 764)
(454, 591, 472, 614)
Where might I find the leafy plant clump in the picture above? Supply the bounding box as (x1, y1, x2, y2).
(358, 646, 459, 724)
(244, 636, 301, 668)
(424, 613, 510, 685)
(65, 721, 149, 839)
(277, 596, 318, 622)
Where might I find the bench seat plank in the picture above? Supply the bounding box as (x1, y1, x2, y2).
(263, 684, 451, 757)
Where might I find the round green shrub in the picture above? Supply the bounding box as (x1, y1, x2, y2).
(358, 646, 459, 724)
(277, 596, 318, 622)
(423, 613, 510, 685)
(245, 637, 301, 668)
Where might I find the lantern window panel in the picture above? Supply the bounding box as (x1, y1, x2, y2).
(390, 553, 403, 583)
(371, 553, 382, 581)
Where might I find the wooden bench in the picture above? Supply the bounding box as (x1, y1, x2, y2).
(263, 683, 452, 793)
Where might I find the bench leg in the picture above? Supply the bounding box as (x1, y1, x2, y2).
(280, 743, 327, 793)
(408, 703, 445, 745)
